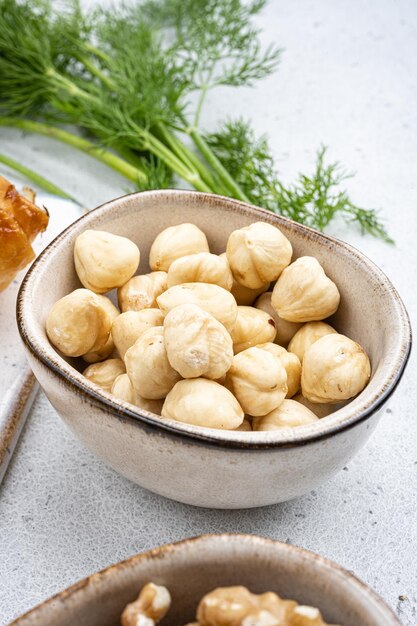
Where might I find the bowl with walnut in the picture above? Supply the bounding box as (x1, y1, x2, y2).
(17, 190, 410, 508)
(11, 535, 401, 626)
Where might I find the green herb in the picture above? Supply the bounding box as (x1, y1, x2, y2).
(206, 120, 393, 242)
(0, 152, 75, 199)
(0, 0, 391, 241)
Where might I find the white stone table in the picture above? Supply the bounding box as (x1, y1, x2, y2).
(0, 1, 416, 624)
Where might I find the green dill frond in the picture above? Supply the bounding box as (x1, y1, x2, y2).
(143, 0, 280, 91)
(0, 0, 54, 115)
(91, 5, 189, 128)
(206, 120, 393, 242)
(136, 155, 173, 190)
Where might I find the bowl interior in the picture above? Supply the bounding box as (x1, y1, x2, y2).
(13, 535, 399, 626)
(18, 190, 410, 445)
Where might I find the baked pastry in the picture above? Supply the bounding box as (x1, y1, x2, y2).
(0, 176, 49, 292)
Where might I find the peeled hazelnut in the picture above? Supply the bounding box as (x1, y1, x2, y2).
(83, 358, 125, 392)
(226, 221, 292, 289)
(255, 292, 301, 346)
(111, 374, 163, 414)
(74, 229, 140, 293)
(164, 304, 233, 379)
(167, 252, 233, 291)
(292, 393, 336, 418)
(112, 309, 164, 359)
(236, 417, 252, 431)
(271, 256, 340, 322)
(231, 280, 269, 306)
(253, 399, 318, 431)
(288, 321, 337, 363)
(226, 347, 287, 416)
(220, 253, 269, 304)
(46, 288, 112, 357)
(111, 372, 136, 404)
(149, 223, 209, 271)
(257, 343, 301, 398)
(125, 327, 181, 399)
(301, 333, 371, 403)
(157, 283, 238, 332)
(83, 295, 120, 363)
(118, 271, 167, 312)
(231, 306, 276, 354)
(162, 379, 244, 429)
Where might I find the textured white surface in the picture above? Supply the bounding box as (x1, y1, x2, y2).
(0, 0, 416, 624)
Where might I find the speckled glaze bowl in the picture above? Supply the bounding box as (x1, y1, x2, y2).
(17, 191, 411, 508)
(11, 534, 401, 626)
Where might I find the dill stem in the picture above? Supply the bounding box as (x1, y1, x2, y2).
(78, 54, 116, 91)
(188, 128, 250, 202)
(142, 129, 212, 192)
(0, 118, 147, 184)
(73, 51, 215, 191)
(0, 152, 75, 199)
(156, 123, 222, 192)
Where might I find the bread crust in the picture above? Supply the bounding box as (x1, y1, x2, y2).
(0, 176, 49, 291)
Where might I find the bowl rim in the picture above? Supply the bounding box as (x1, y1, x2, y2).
(10, 533, 402, 625)
(17, 189, 412, 450)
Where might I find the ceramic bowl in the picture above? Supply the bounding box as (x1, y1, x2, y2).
(11, 534, 401, 626)
(17, 190, 411, 508)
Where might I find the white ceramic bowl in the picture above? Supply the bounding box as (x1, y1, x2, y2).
(11, 534, 401, 626)
(17, 190, 411, 508)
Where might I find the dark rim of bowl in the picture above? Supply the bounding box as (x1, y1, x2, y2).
(10, 533, 402, 625)
(17, 190, 412, 450)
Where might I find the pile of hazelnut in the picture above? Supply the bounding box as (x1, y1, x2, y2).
(46, 220, 371, 431)
(120, 582, 339, 626)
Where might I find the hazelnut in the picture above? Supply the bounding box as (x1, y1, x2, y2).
(257, 343, 301, 398)
(157, 283, 238, 332)
(118, 271, 167, 312)
(162, 379, 244, 429)
(111, 372, 136, 404)
(83, 358, 125, 392)
(125, 327, 181, 399)
(220, 253, 269, 304)
(235, 417, 252, 431)
(288, 322, 337, 363)
(46, 288, 112, 357)
(301, 333, 371, 403)
(271, 256, 340, 322)
(255, 292, 301, 346)
(112, 309, 164, 359)
(226, 347, 287, 416)
(83, 295, 119, 363)
(252, 399, 318, 431)
(226, 221, 292, 289)
(74, 229, 140, 293)
(111, 374, 163, 414)
(149, 223, 209, 271)
(292, 393, 336, 418)
(121, 583, 171, 626)
(164, 304, 233, 379)
(167, 252, 233, 291)
(231, 306, 276, 353)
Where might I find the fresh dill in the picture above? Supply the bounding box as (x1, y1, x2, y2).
(0, 0, 391, 241)
(206, 120, 392, 242)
